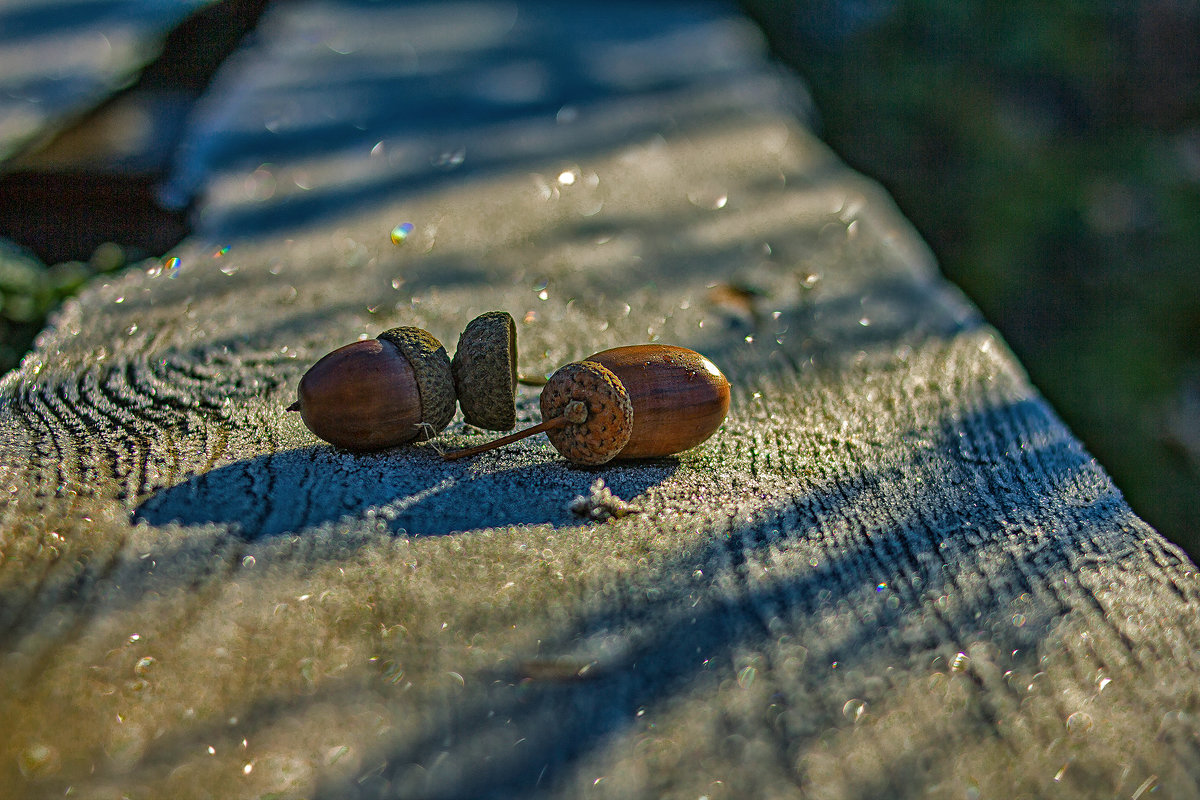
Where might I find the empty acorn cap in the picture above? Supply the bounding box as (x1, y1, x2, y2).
(452, 311, 518, 430)
(540, 360, 633, 465)
(376, 326, 455, 438)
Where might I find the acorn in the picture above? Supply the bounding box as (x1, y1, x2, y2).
(287, 326, 455, 451)
(442, 344, 730, 465)
(452, 310, 518, 431)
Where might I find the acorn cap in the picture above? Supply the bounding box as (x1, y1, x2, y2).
(540, 360, 633, 465)
(452, 311, 518, 431)
(376, 326, 455, 439)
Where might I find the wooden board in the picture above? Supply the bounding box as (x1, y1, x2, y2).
(2, 2, 1198, 798)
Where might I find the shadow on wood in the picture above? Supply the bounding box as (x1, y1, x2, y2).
(134, 447, 677, 538)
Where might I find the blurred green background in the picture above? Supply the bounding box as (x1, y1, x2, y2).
(0, 0, 1195, 556)
(744, 0, 1200, 556)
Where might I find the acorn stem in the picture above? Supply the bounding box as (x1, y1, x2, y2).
(442, 400, 588, 461)
(286, 401, 300, 412)
(442, 415, 569, 461)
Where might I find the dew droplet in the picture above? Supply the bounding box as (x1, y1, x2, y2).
(737, 665, 757, 689)
(688, 190, 728, 210)
(242, 555, 256, 568)
(1065, 711, 1094, 736)
(432, 148, 466, 170)
(390, 222, 415, 245)
(842, 698, 867, 722)
(17, 743, 60, 778)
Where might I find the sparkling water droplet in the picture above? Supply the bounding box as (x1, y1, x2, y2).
(951, 652, 969, 672)
(242, 555, 256, 568)
(432, 148, 466, 170)
(842, 698, 867, 722)
(17, 743, 60, 778)
(390, 222, 415, 245)
(737, 665, 757, 689)
(1066, 711, 1094, 736)
(164, 257, 182, 278)
(688, 190, 728, 210)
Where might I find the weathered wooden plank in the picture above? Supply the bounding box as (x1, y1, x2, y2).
(1, 2, 1198, 799)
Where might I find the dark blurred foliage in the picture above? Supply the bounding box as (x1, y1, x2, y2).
(742, 0, 1200, 554)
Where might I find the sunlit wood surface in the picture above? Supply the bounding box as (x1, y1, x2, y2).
(1, 2, 1198, 798)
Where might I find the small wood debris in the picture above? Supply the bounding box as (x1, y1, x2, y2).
(569, 478, 640, 521)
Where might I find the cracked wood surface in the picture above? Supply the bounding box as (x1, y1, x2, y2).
(2, 2, 1199, 798)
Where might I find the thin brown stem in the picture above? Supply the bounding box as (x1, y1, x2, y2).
(442, 415, 570, 461)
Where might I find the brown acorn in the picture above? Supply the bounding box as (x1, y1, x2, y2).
(287, 326, 454, 450)
(442, 344, 730, 465)
(451, 311, 517, 431)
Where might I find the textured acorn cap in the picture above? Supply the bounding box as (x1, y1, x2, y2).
(376, 326, 455, 438)
(452, 311, 517, 430)
(540, 361, 633, 465)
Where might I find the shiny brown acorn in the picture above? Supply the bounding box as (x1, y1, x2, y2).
(442, 344, 730, 465)
(287, 326, 457, 450)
